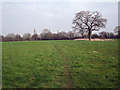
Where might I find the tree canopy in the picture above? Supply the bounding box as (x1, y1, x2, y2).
(73, 11, 107, 40)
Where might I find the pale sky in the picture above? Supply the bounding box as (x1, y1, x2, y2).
(1, 0, 118, 36)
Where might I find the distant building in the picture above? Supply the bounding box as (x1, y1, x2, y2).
(34, 28, 37, 34)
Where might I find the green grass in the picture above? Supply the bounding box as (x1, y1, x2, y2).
(2, 40, 119, 88)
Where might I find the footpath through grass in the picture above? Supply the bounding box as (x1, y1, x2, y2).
(2, 40, 118, 88)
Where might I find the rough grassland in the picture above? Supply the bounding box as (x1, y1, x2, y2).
(2, 40, 118, 88)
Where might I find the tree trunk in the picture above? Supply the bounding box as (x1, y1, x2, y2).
(88, 30, 91, 41)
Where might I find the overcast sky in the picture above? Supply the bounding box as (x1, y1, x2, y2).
(2, 1, 118, 36)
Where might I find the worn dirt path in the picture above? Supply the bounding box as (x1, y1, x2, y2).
(53, 44, 73, 88)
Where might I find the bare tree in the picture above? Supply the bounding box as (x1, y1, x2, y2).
(4, 33, 16, 41)
(91, 33, 99, 39)
(22, 33, 31, 41)
(67, 31, 75, 39)
(73, 11, 107, 40)
(40, 29, 53, 40)
(41, 29, 51, 34)
(31, 34, 39, 40)
(99, 31, 108, 39)
(114, 26, 120, 38)
(14, 34, 22, 41)
(57, 31, 68, 39)
(108, 32, 114, 39)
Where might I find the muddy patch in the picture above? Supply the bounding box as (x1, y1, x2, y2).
(74, 38, 113, 41)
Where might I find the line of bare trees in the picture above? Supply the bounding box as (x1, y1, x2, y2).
(0, 27, 119, 42)
(0, 11, 119, 42)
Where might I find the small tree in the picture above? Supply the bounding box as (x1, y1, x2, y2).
(4, 33, 16, 41)
(57, 31, 68, 40)
(40, 29, 53, 40)
(31, 34, 39, 40)
(73, 11, 107, 40)
(114, 26, 120, 38)
(14, 34, 22, 41)
(91, 33, 99, 39)
(22, 33, 31, 41)
(67, 31, 75, 39)
(107, 32, 114, 39)
(99, 31, 108, 39)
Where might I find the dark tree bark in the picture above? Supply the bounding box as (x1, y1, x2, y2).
(88, 30, 91, 40)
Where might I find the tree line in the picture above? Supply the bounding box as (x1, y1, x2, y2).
(0, 11, 120, 42)
(0, 28, 119, 42)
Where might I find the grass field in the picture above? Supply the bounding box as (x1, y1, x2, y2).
(2, 40, 119, 88)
